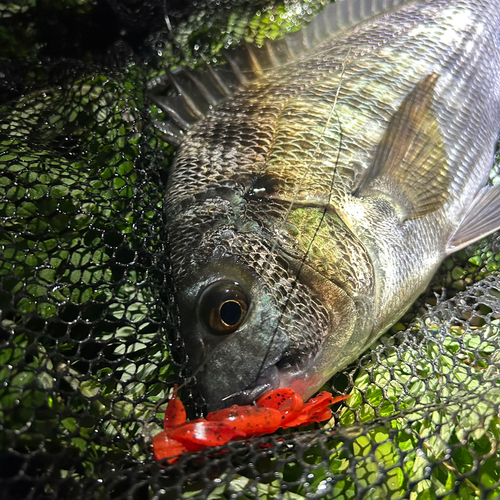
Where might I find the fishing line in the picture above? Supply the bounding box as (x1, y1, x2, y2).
(251, 51, 350, 396)
(221, 115, 345, 405)
(254, 112, 344, 384)
(187, 59, 349, 407)
(163, 47, 350, 410)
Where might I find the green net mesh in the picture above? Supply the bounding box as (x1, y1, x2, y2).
(2, 1, 500, 499)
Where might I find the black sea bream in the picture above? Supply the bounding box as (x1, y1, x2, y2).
(156, 0, 500, 410)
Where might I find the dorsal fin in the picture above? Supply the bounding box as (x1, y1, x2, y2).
(150, 0, 419, 143)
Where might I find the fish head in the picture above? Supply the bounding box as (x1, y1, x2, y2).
(168, 196, 373, 411)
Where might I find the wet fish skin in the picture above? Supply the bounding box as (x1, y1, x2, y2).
(165, 0, 500, 411)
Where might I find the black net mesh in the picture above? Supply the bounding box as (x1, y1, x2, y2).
(2, 1, 500, 499)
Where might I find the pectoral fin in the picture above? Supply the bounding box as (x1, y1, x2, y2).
(446, 184, 500, 254)
(356, 73, 450, 220)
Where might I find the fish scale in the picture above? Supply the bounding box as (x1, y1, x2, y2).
(159, 0, 500, 411)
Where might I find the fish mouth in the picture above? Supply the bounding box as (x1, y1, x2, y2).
(219, 355, 317, 407)
(221, 365, 281, 407)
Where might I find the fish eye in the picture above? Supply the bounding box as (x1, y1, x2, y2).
(199, 282, 248, 334)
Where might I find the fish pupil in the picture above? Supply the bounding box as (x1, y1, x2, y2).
(220, 301, 242, 326)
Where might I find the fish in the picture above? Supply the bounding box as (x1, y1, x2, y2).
(154, 0, 500, 411)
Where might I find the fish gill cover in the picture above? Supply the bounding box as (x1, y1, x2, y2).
(1, 1, 500, 499)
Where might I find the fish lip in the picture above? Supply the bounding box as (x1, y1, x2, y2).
(220, 356, 316, 408)
(221, 365, 280, 407)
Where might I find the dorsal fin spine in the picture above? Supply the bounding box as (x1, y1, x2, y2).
(205, 63, 232, 97)
(167, 71, 205, 119)
(185, 70, 219, 107)
(284, 35, 297, 59)
(265, 43, 280, 68)
(245, 43, 265, 78)
(151, 0, 419, 142)
(222, 49, 250, 86)
(155, 95, 193, 131)
(153, 120, 183, 147)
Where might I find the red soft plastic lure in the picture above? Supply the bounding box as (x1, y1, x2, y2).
(152, 386, 348, 463)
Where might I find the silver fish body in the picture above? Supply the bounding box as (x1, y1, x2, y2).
(164, 0, 500, 410)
